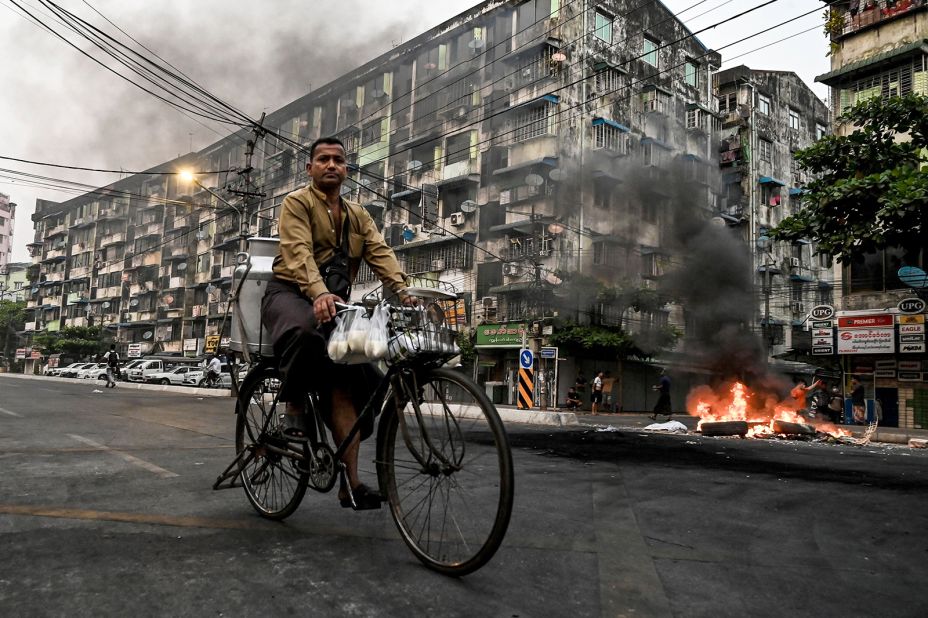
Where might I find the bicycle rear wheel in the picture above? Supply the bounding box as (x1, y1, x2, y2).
(235, 366, 308, 520)
(377, 367, 514, 576)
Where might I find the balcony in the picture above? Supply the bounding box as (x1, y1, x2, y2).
(45, 223, 67, 237)
(168, 276, 186, 289)
(68, 316, 88, 327)
(129, 280, 156, 296)
(98, 285, 122, 299)
(69, 265, 91, 279)
(132, 252, 161, 269)
(220, 265, 234, 279)
(45, 271, 65, 283)
(99, 231, 126, 247)
(23, 321, 36, 332)
(43, 247, 67, 261)
(833, 1, 925, 38)
(190, 304, 208, 318)
(208, 301, 229, 317)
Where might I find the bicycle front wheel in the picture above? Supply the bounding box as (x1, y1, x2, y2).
(235, 366, 308, 520)
(377, 367, 514, 576)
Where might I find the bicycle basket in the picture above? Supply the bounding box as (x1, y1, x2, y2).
(362, 280, 463, 365)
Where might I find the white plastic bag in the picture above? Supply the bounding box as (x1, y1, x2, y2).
(327, 313, 349, 362)
(327, 307, 369, 364)
(365, 302, 389, 360)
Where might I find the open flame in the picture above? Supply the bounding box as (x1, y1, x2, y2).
(688, 381, 851, 438)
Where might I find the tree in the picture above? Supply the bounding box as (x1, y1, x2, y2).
(0, 300, 27, 362)
(771, 94, 928, 263)
(32, 326, 102, 359)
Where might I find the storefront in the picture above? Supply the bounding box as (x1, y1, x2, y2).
(813, 300, 928, 428)
(473, 322, 527, 406)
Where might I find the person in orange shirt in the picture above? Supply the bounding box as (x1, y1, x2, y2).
(790, 377, 823, 415)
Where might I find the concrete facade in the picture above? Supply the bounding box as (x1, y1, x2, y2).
(0, 193, 15, 272)
(814, 0, 928, 428)
(714, 66, 834, 360)
(22, 0, 723, 405)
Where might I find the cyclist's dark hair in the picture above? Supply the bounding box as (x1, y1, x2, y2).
(309, 136, 345, 160)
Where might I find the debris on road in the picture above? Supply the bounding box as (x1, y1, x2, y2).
(910, 438, 927, 449)
(643, 420, 688, 433)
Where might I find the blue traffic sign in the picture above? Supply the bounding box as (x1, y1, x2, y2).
(519, 349, 534, 369)
(539, 346, 557, 359)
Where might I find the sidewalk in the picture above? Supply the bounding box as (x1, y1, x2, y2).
(0, 372, 231, 398)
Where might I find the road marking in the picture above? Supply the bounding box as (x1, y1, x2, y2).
(0, 406, 22, 417)
(0, 504, 262, 530)
(67, 434, 179, 478)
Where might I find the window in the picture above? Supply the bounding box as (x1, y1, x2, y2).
(445, 132, 473, 165)
(789, 109, 800, 130)
(816, 123, 827, 140)
(594, 10, 613, 43)
(593, 241, 621, 267)
(642, 36, 658, 67)
(592, 121, 627, 153)
(513, 102, 555, 142)
(686, 109, 703, 130)
(684, 61, 698, 87)
(757, 93, 771, 115)
(641, 89, 669, 114)
(593, 179, 614, 209)
(841, 56, 925, 114)
(594, 68, 622, 94)
(759, 138, 772, 162)
(718, 92, 737, 113)
(360, 119, 383, 146)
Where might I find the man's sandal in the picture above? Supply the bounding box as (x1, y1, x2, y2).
(280, 413, 310, 442)
(339, 483, 383, 511)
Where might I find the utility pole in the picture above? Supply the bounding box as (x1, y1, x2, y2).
(227, 113, 268, 252)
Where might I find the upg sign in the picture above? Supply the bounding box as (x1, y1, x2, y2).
(810, 305, 835, 320)
(898, 298, 927, 314)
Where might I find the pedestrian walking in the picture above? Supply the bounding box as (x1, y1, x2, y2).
(105, 344, 119, 388)
(590, 371, 604, 415)
(851, 377, 866, 424)
(650, 368, 672, 420)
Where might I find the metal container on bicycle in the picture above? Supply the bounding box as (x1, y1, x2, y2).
(230, 237, 278, 357)
(364, 280, 463, 365)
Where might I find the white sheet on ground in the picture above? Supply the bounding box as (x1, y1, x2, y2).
(644, 420, 688, 433)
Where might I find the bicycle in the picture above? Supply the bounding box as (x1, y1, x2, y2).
(199, 371, 223, 388)
(215, 281, 514, 576)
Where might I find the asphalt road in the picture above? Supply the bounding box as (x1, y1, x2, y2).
(1, 374, 927, 617)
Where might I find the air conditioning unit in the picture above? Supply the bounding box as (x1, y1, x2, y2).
(449, 212, 465, 226)
(481, 296, 496, 308)
(789, 257, 801, 268)
(791, 301, 805, 314)
(502, 263, 521, 276)
(431, 258, 445, 271)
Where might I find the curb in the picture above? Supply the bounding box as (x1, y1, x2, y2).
(496, 408, 579, 427)
(0, 373, 231, 398)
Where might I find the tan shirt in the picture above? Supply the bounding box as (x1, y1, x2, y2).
(272, 183, 406, 300)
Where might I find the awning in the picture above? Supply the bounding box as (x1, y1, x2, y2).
(759, 176, 786, 186)
(790, 273, 815, 282)
(492, 156, 558, 177)
(641, 83, 674, 97)
(510, 94, 560, 113)
(816, 39, 928, 85)
(640, 246, 670, 255)
(435, 173, 480, 187)
(759, 317, 787, 326)
(592, 117, 630, 132)
(394, 232, 473, 252)
(489, 217, 554, 235)
(640, 137, 672, 150)
(788, 187, 804, 196)
(390, 188, 421, 201)
(488, 281, 548, 294)
(591, 169, 623, 183)
(757, 265, 782, 274)
(592, 59, 628, 74)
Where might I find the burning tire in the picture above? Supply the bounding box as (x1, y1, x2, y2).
(699, 421, 748, 437)
(772, 419, 814, 435)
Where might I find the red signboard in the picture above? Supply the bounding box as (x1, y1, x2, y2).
(837, 315, 894, 328)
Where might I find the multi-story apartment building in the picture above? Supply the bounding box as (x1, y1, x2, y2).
(714, 66, 834, 361)
(0, 193, 15, 272)
(814, 0, 928, 428)
(0, 262, 29, 302)
(24, 0, 721, 408)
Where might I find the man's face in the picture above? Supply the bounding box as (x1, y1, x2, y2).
(308, 143, 348, 191)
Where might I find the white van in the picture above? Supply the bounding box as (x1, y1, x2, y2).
(127, 359, 164, 382)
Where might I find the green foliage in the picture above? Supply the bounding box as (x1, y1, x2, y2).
(0, 300, 27, 359)
(456, 328, 477, 367)
(823, 9, 844, 56)
(32, 326, 102, 358)
(771, 94, 928, 263)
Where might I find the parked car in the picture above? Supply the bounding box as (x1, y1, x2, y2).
(48, 362, 83, 377)
(146, 365, 198, 386)
(59, 362, 97, 378)
(118, 359, 145, 380)
(77, 363, 108, 379)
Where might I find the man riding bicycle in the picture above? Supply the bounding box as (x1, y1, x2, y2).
(261, 136, 413, 510)
(205, 354, 222, 386)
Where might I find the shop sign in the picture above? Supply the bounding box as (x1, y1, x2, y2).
(898, 361, 922, 371)
(205, 335, 221, 353)
(901, 334, 925, 343)
(812, 328, 833, 337)
(875, 359, 897, 368)
(898, 314, 925, 325)
(475, 323, 526, 348)
(837, 314, 894, 328)
(812, 347, 834, 355)
(810, 305, 835, 320)
(898, 372, 923, 381)
(874, 369, 896, 378)
(900, 342, 926, 353)
(183, 338, 198, 352)
(837, 328, 895, 354)
(898, 298, 927, 314)
(127, 343, 142, 358)
(15, 348, 27, 359)
(899, 323, 925, 334)
(812, 321, 833, 329)
(812, 337, 833, 346)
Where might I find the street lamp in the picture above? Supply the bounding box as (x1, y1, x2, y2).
(179, 170, 249, 252)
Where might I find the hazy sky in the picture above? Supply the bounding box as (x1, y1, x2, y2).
(0, 0, 830, 262)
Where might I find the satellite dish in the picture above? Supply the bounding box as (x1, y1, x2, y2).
(177, 262, 187, 271)
(407, 160, 423, 171)
(551, 51, 567, 62)
(402, 226, 416, 242)
(548, 169, 567, 182)
(340, 185, 352, 196)
(143, 331, 153, 340)
(710, 216, 727, 227)
(102, 301, 111, 309)
(163, 294, 174, 305)
(424, 62, 437, 70)
(524, 173, 544, 187)
(468, 39, 485, 50)
(205, 284, 216, 294)
(460, 200, 477, 213)
(129, 298, 139, 307)
(547, 223, 565, 235)
(545, 273, 563, 285)
(456, 107, 468, 118)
